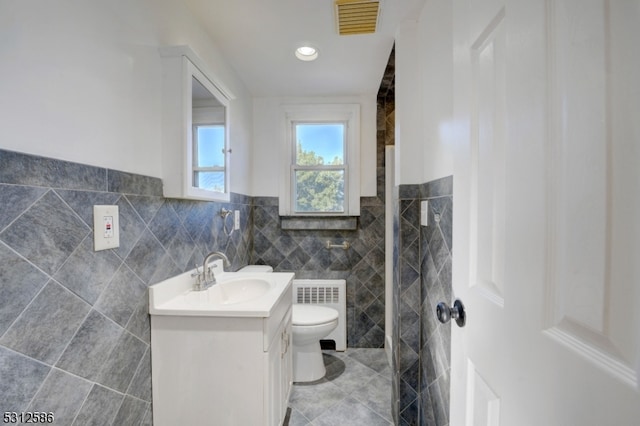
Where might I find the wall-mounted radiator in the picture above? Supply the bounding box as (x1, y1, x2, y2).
(292, 279, 346, 351)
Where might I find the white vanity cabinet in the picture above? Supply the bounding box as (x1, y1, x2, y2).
(150, 277, 293, 426)
(265, 304, 293, 425)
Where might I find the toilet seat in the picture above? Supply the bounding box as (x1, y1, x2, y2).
(292, 304, 339, 326)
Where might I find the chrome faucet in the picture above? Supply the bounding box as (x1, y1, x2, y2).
(193, 251, 231, 291)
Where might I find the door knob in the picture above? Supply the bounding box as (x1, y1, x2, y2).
(436, 299, 466, 327)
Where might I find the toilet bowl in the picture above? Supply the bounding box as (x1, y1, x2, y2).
(238, 265, 339, 382)
(291, 304, 339, 382)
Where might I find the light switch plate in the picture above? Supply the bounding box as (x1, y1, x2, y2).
(420, 200, 429, 227)
(234, 210, 240, 230)
(93, 205, 120, 251)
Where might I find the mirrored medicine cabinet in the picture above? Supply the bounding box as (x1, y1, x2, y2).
(160, 46, 235, 201)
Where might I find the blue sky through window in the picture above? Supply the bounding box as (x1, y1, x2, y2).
(196, 125, 224, 167)
(296, 123, 344, 164)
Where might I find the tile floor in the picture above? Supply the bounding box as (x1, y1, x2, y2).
(285, 349, 392, 426)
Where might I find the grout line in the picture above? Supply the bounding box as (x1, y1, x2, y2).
(50, 189, 93, 238)
(289, 349, 392, 424)
(50, 305, 93, 368)
(23, 365, 56, 412)
(0, 185, 48, 235)
(0, 276, 50, 342)
(121, 295, 149, 344)
(125, 345, 150, 397)
(68, 379, 98, 426)
(0, 344, 53, 408)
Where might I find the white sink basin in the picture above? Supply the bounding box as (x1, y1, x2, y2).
(185, 278, 271, 306)
(149, 259, 294, 317)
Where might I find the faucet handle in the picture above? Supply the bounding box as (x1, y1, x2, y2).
(190, 263, 202, 278)
(194, 274, 203, 290)
(205, 263, 218, 280)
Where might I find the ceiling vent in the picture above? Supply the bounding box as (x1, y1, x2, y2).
(335, 0, 380, 36)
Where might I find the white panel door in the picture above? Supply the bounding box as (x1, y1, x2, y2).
(449, 0, 640, 425)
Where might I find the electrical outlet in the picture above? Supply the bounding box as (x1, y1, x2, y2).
(93, 205, 120, 251)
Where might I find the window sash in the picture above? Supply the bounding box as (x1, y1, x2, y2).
(193, 123, 226, 192)
(192, 170, 225, 194)
(291, 121, 348, 215)
(293, 121, 346, 166)
(193, 166, 225, 173)
(292, 168, 346, 214)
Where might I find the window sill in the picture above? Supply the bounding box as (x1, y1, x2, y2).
(280, 216, 358, 231)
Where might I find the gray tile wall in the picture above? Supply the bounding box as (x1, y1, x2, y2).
(251, 196, 386, 348)
(392, 177, 453, 426)
(393, 184, 421, 425)
(419, 177, 452, 426)
(391, 184, 402, 424)
(0, 149, 251, 425)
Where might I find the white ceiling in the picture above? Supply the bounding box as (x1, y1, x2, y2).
(182, 0, 425, 98)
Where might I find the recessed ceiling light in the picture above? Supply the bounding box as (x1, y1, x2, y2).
(295, 45, 318, 61)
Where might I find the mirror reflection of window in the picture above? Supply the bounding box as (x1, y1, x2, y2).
(191, 76, 227, 194)
(193, 124, 225, 192)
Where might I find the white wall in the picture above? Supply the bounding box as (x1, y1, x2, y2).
(394, 0, 454, 185)
(419, 0, 454, 182)
(395, 20, 424, 185)
(0, 0, 451, 194)
(251, 96, 377, 197)
(0, 0, 253, 195)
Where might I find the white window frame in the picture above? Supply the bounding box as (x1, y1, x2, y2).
(280, 104, 361, 216)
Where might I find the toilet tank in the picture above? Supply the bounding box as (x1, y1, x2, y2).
(238, 265, 273, 273)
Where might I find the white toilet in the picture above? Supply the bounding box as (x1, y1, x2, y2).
(237, 265, 274, 273)
(291, 304, 339, 382)
(238, 265, 339, 383)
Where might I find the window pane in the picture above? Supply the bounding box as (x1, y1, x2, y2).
(194, 171, 225, 192)
(295, 123, 344, 166)
(294, 170, 344, 213)
(196, 125, 225, 167)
